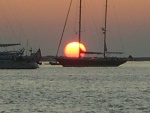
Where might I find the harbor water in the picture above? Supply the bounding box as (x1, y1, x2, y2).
(0, 62, 150, 113)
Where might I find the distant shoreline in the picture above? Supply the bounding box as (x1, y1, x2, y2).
(128, 57, 150, 61)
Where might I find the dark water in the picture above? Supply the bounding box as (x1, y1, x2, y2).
(0, 62, 150, 113)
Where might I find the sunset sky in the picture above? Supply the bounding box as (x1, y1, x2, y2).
(0, 0, 150, 57)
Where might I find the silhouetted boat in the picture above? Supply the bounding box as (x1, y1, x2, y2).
(0, 44, 41, 69)
(49, 60, 60, 65)
(56, 0, 127, 67)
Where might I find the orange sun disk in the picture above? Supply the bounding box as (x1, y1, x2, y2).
(64, 42, 86, 58)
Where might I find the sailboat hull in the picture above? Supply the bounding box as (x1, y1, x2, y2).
(0, 60, 39, 69)
(56, 57, 127, 67)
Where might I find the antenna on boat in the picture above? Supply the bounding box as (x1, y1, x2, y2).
(103, 0, 108, 58)
(78, 0, 82, 58)
(26, 39, 28, 56)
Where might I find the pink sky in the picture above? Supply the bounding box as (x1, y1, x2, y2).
(0, 0, 150, 57)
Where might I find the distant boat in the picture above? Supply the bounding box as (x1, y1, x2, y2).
(56, 0, 127, 67)
(49, 60, 60, 65)
(0, 44, 41, 69)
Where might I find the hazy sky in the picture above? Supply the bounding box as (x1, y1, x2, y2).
(0, 0, 150, 57)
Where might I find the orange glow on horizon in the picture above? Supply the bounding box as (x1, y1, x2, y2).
(64, 42, 86, 58)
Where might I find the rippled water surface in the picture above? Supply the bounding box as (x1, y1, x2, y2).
(0, 62, 150, 113)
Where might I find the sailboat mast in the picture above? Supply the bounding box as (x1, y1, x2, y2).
(78, 0, 82, 58)
(104, 0, 108, 58)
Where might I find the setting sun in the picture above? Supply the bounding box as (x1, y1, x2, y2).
(64, 42, 86, 58)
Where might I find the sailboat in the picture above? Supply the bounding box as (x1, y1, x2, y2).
(0, 43, 41, 69)
(56, 0, 127, 67)
(0, 2, 41, 69)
